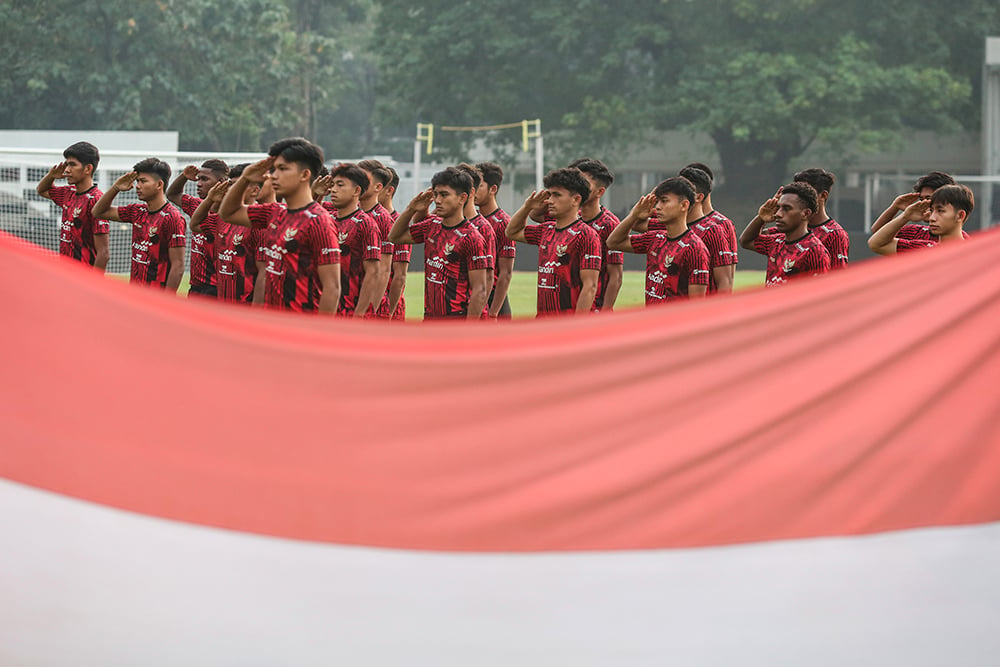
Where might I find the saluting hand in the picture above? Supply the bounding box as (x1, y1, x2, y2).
(113, 171, 138, 192)
(758, 187, 783, 223)
(629, 193, 657, 222)
(242, 156, 275, 184)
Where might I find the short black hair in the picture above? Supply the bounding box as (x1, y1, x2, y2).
(357, 159, 392, 187)
(793, 168, 835, 195)
(132, 158, 171, 188)
(684, 162, 714, 181)
(653, 176, 696, 206)
(476, 162, 503, 190)
(431, 167, 474, 195)
(914, 171, 955, 193)
(331, 163, 369, 195)
(267, 137, 324, 183)
(543, 168, 590, 203)
(386, 166, 400, 190)
(455, 163, 482, 191)
(568, 158, 614, 188)
(201, 159, 229, 179)
(930, 184, 974, 215)
(678, 167, 712, 196)
(64, 142, 100, 170)
(780, 181, 818, 213)
(229, 163, 249, 179)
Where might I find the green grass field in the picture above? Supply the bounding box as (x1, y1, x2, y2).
(161, 270, 766, 317)
(401, 271, 766, 319)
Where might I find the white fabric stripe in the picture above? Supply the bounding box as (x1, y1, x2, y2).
(1, 479, 998, 667)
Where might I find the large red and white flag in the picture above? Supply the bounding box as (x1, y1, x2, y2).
(1, 230, 999, 665)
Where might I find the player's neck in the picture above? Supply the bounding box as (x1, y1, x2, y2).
(478, 196, 499, 215)
(382, 202, 395, 215)
(144, 193, 167, 211)
(808, 206, 829, 227)
(74, 177, 94, 194)
(361, 194, 378, 211)
(554, 211, 579, 229)
(686, 205, 705, 223)
(284, 186, 315, 211)
(580, 198, 602, 220)
(702, 194, 715, 215)
(663, 217, 688, 238)
(336, 198, 361, 217)
(784, 223, 810, 242)
(463, 201, 478, 219)
(939, 226, 965, 241)
(440, 210, 465, 227)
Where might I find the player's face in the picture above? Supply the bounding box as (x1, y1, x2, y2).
(62, 158, 90, 186)
(653, 193, 687, 223)
(545, 187, 581, 218)
(269, 156, 307, 198)
(928, 202, 964, 236)
(329, 176, 360, 209)
(433, 186, 466, 218)
(578, 173, 602, 205)
(134, 173, 162, 202)
(474, 180, 491, 206)
(196, 167, 223, 199)
(773, 194, 809, 233)
(361, 170, 382, 201)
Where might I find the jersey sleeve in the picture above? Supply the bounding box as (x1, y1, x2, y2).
(752, 234, 780, 257)
(688, 242, 711, 286)
(704, 224, 736, 268)
(166, 211, 188, 248)
(87, 190, 110, 234)
(496, 225, 517, 259)
(523, 224, 543, 246)
(895, 238, 935, 253)
(647, 217, 666, 232)
(117, 203, 141, 226)
(360, 218, 382, 262)
(181, 194, 202, 216)
(408, 219, 431, 244)
(829, 229, 850, 269)
(804, 246, 832, 274)
(463, 230, 491, 271)
(247, 203, 280, 229)
(309, 218, 341, 266)
(578, 228, 603, 271)
(607, 249, 624, 265)
(629, 232, 655, 255)
(48, 185, 71, 206)
(393, 243, 412, 263)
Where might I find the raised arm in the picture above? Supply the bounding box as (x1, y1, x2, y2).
(608, 194, 656, 253)
(739, 189, 781, 251)
(36, 161, 67, 200)
(871, 192, 920, 233)
(166, 165, 199, 208)
(190, 180, 229, 233)
(869, 199, 930, 256)
(389, 189, 433, 245)
(92, 172, 137, 223)
(220, 157, 273, 228)
(506, 191, 550, 243)
(311, 174, 332, 203)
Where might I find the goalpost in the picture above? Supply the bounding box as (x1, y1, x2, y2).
(412, 119, 543, 193)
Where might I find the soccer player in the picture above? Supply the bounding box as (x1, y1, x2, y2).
(868, 184, 972, 255)
(92, 158, 187, 291)
(739, 182, 832, 286)
(189, 164, 263, 304)
(454, 164, 496, 318)
(506, 168, 602, 316)
(792, 168, 850, 269)
(251, 169, 278, 306)
(35, 141, 109, 270)
(870, 171, 970, 241)
(388, 167, 489, 320)
(607, 177, 710, 305)
(357, 159, 403, 321)
(475, 161, 515, 319)
(676, 167, 735, 293)
(218, 137, 341, 314)
(567, 158, 623, 311)
(684, 161, 739, 268)
(328, 163, 384, 317)
(379, 166, 410, 320)
(166, 159, 229, 296)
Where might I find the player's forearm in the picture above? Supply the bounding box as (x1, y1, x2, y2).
(607, 217, 637, 252)
(868, 212, 911, 255)
(739, 217, 767, 251)
(713, 266, 734, 293)
(388, 268, 407, 315)
(871, 205, 901, 233)
(318, 287, 340, 314)
(604, 265, 623, 308)
(36, 174, 58, 199)
(219, 178, 252, 226)
(252, 262, 267, 305)
(165, 175, 189, 207)
(689, 285, 708, 299)
(466, 286, 488, 320)
(165, 265, 184, 292)
(576, 284, 598, 314)
(354, 274, 381, 318)
(93, 236, 110, 272)
(92, 189, 120, 221)
(189, 198, 214, 233)
(506, 207, 530, 242)
(389, 209, 416, 244)
(488, 270, 513, 318)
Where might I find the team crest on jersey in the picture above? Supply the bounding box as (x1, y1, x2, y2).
(149, 225, 158, 235)
(269, 222, 277, 230)
(783, 258, 796, 273)
(555, 244, 569, 257)
(284, 228, 299, 242)
(444, 242, 455, 254)
(663, 254, 675, 269)
(233, 232, 244, 244)
(72, 206, 83, 219)
(339, 232, 349, 244)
